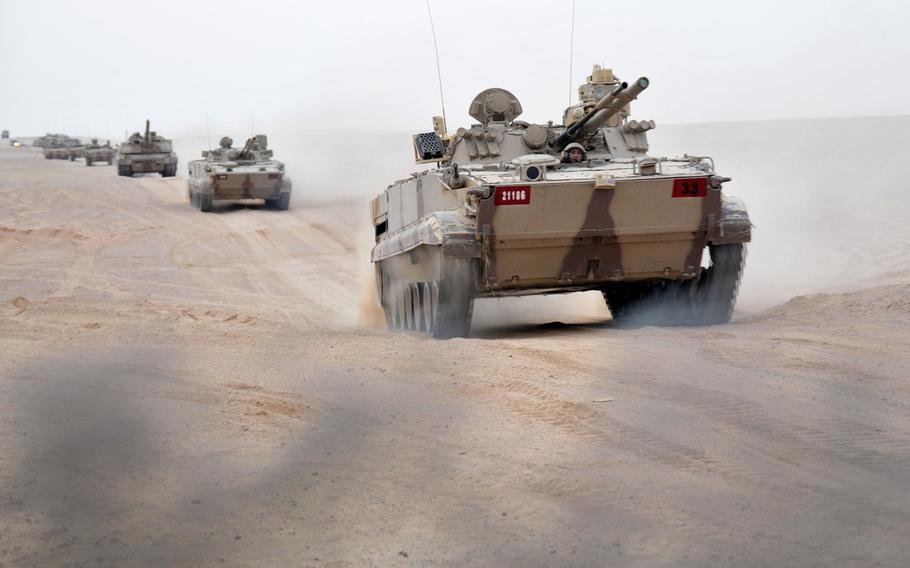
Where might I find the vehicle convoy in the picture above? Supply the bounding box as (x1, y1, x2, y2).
(115, 120, 178, 177)
(186, 135, 291, 212)
(84, 139, 114, 166)
(370, 64, 751, 338)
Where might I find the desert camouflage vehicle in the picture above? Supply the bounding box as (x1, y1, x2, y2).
(66, 139, 85, 161)
(115, 120, 178, 177)
(371, 64, 751, 338)
(84, 139, 114, 166)
(42, 135, 72, 160)
(186, 135, 291, 212)
(1, 130, 8, 139)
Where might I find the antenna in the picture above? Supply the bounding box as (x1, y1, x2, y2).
(424, 0, 446, 126)
(568, 0, 577, 107)
(250, 113, 255, 137)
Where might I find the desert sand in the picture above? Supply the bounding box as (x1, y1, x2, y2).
(1, 142, 910, 567)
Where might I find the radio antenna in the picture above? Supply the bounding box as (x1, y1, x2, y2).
(567, 0, 577, 107)
(424, 0, 447, 126)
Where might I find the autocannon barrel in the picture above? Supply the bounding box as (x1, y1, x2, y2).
(553, 76, 650, 151)
(239, 136, 256, 159)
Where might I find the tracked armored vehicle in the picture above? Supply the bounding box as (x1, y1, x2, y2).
(84, 139, 114, 166)
(186, 135, 291, 212)
(115, 120, 178, 177)
(42, 135, 72, 159)
(66, 139, 85, 161)
(1, 130, 8, 139)
(371, 65, 751, 338)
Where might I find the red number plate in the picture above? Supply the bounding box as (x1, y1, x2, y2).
(494, 185, 531, 205)
(672, 178, 708, 198)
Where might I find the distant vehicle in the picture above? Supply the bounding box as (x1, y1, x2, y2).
(186, 135, 291, 212)
(34, 133, 63, 147)
(84, 139, 114, 166)
(42, 136, 71, 160)
(1, 130, 9, 139)
(66, 139, 85, 161)
(115, 120, 178, 177)
(370, 64, 751, 338)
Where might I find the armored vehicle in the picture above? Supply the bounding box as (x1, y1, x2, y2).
(186, 135, 291, 212)
(42, 135, 72, 160)
(66, 138, 85, 161)
(370, 65, 751, 338)
(115, 120, 178, 177)
(1, 130, 8, 139)
(84, 139, 114, 166)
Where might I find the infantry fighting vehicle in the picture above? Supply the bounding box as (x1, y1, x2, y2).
(66, 138, 85, 161)
(186, 135, 291, 212)
(370, 65, 751, 338)
(115, 120, 178, 177)
(84, 139, 114, 166)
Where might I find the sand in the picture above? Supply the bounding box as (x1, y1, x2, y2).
(1, 144, 909, 567)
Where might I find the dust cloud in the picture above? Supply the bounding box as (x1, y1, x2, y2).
(655, 116, 910, 313)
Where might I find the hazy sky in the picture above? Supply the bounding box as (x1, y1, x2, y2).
(1, 0, 908, 138)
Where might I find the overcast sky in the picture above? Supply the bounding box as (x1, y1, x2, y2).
(1, 0, 907, 138)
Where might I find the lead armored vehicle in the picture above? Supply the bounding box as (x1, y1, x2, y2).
(84, 139, 114, 166)
(115, 120, 178, 177)
(186, 135, 291, 212)
(371, 65, 751, 338)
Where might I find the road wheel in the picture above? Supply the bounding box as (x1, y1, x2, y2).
(85, 159, 92, 167)
(393, 284, 406, 330)
(421, 282, 434, 333)
(404, 284, 416, 330)
(275, 192, 290, 211)
(117, 164, 132, 177)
